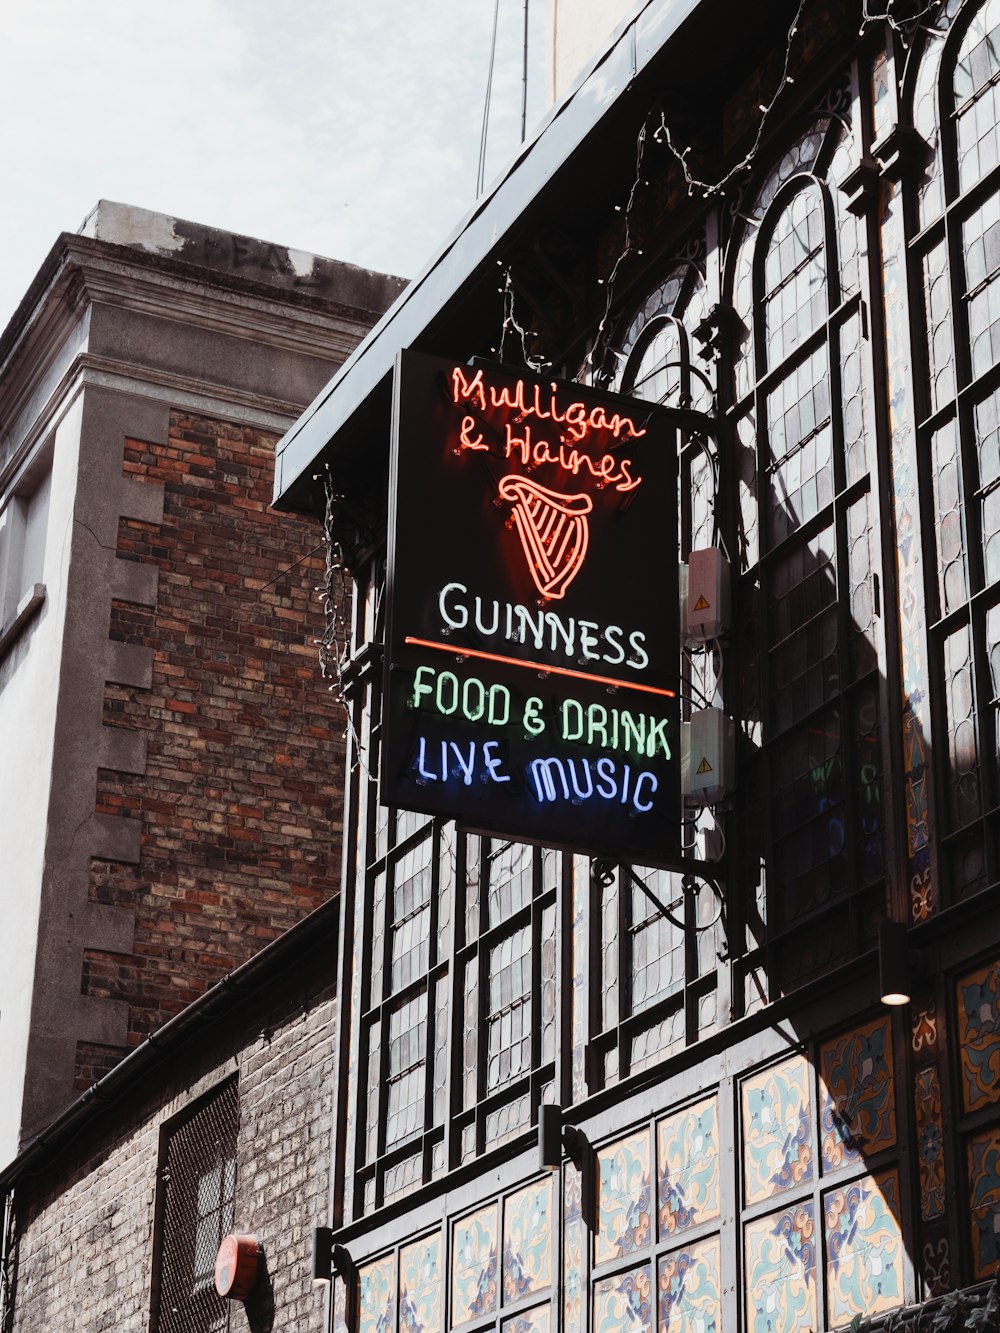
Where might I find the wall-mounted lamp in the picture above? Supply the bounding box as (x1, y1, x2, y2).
(312, 1226, 333, 1286)
(538, 1104, 564, 1172)
(313, 1230, 354, 1288)
(878, 921, 913, 1006)
(537, 1105, 598, 1231)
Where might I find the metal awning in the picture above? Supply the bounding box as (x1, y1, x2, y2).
(272, 0, 796, 516)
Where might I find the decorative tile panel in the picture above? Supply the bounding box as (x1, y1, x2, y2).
(745, 1202, 817, 1333)
(564, 1164, 586, 1333)
(596, 1128, 654, 1264)
(657, 1236, 722, 1333)
(400, 1232, 443, 1333)
(967, 1126, 1000, 1278)
(957, 959, 1000, 1112)
(657, 1097, 721, 1239)
(502, 1306, 551, 1333)
(452, 1203, 499, 1324)
(824, 1170, 905, 1323)
(333, 1274, 349, 1333)
(503, 1178, 553, 1303)
(819, 1016, 896, 1172)
(358, 1253, 395, 1333)
(742, 1054, 813, 1205)
(594, 1265, 654, 1333)
(914, 1066, 946, 1220)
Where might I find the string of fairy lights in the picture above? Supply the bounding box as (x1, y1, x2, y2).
(313, 0, 950, 835)
(494, 0, 944, 383)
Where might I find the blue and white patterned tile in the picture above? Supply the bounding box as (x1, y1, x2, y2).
(358, 1254, 395, 1333)
(742, 1054, 813, 1205)
(657, 1097, 720, 1239)
(503, 1178, 553, 1303)
(452, 1204, 499, 1324)
(824, 1170, 904, 1323)
(819, 1016, 896, 1171)
(657, 1236, 721, 1333)
(400, 1232, 442, 1333)
(597, 1129, 653, 1264)
(745, 1202, 817, 1333)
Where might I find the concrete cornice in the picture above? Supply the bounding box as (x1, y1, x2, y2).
(0, 226, 393, 489)
(62, 237, 372, 359)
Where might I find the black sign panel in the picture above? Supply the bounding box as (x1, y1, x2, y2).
(382, 349, 681, 865)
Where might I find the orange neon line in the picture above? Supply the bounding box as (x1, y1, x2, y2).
(402, 637, 677, 699)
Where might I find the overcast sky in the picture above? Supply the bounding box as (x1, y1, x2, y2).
(0, 0, 547, 332)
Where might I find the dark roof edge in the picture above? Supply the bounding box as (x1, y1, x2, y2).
(0, 893, 340, 1194)
(272, 0, 699, 508)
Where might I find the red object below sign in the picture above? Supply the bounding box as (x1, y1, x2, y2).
(214, 1233, 262, 1302)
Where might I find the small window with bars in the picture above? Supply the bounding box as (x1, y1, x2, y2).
(153, 1078, 238, 1333)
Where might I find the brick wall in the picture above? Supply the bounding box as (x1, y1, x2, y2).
(85, 411, 345, 1078)
(8, 955, 336, 1333)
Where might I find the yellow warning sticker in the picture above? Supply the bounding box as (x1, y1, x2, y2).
(696, 757, 713, 775)
(692, 594, 710, 612)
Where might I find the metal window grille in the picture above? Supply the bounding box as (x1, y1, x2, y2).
(155, 1079, 238, 1333)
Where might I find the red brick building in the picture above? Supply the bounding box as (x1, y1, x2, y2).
(0, 201, 403, 1159)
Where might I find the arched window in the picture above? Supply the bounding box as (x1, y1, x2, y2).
(619, 261, 716, 552)
(726, 113, 884, 990)
(910, 0, 1000, 898)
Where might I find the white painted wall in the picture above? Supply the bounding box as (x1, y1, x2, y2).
(546, 0, 639, 104)
(0, 395, 83, 1165)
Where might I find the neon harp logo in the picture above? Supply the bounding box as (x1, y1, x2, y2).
(497, 475, 592, 601)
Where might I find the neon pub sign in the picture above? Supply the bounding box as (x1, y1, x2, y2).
(382, 349, 681, 864)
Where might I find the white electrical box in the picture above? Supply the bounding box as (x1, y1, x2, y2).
(685, 547, 731, 642)
(682, 708, 736, 805)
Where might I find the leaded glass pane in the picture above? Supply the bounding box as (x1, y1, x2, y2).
(975, 386, 1000, 583)
(630, 319, 685, 405)
(465, 835, 482, 942)
(391, 838, 433, 991)
(370, 869, 387, 1007)
(386, 994, 427, 1146)
(853, 685, 885, 886)
(768, 525, 839, 735)
(487, 841, 533, 928)
(764, 187, 827, 366)
(540, 903, 558, 1065)
(943, 621, 982, 828)
(955, 0, 1000, 192)
(487, 927, 532, 1089)
(689, 441, 716, 553)
(463, 957, 478, 1111)
(933, 416, 968, 612)
(840, 309, 869, 487)
(630, 1006, 685, 1074)
(963, 193, 1000, 379)
(924, 241, 955, 413)
(484, 1091, 532, 1149)
(772, 707, 847, 922)
(737, 411, 759, 571)
(629, 870, 683, 1012)
(766, 347, 834, 545)
(601, 866, 620, 1031)
(987, 602, 1000, 701)
(383, 1152, 422, 1205)
(847, 493, 877, 681)
(365, 1019, 381, 1163)
(433, 975, 449, 1126)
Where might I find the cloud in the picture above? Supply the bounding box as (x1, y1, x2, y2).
(0, 0, 546, 330)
